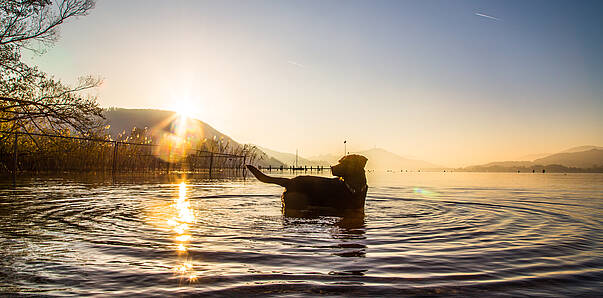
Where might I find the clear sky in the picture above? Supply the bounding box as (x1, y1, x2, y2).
(27, 0, 603, 167)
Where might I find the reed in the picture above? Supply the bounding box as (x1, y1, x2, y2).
(0, 126, 259, 175)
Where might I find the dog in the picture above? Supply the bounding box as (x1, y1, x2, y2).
(246, 154, 368, 215)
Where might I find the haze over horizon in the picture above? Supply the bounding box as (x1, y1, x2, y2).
(25, 0, 603, 167)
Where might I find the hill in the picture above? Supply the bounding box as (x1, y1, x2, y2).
(469, 161, 534, 168)
(560, 145, 603, 154)
(103, 108, 284, 167)
(462, 147, 603, 172)
(104, 108, 234, 143)
(307, 154, 341, 165)
(533, 149, 603, 168)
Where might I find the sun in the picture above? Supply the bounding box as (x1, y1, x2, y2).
(172, 99, 198, 120)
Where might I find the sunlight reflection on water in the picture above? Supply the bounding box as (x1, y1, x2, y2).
(168, 182, 198, 282)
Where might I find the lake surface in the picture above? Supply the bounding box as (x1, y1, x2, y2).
(1, 172, 602, 296)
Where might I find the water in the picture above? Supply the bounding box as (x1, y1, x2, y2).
(1, 172, 602, 296)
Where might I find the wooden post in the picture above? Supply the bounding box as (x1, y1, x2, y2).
(243, 155, 247, 179)
(12, 132, 18, 178)
(112, 141, 119, 175)
(209, 152, 214, 178)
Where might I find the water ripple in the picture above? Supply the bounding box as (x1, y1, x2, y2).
(0, 173, 601, 296)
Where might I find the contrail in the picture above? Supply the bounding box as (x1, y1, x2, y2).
(475, 12, 501, 21)
(287, 60, 306, 68)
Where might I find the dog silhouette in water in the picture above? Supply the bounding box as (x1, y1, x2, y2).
(246, 154, 368, 216)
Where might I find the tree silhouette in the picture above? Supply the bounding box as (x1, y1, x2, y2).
(0, 0, 101, 140)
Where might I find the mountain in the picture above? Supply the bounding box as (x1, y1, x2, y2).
(104, 108, 234, 143)
(256, 146, 329, 167)
(103, 108, 284, 167)
(307, 154, 340, 165)
(533, 149, 603, 168)
(503, 146, 601, 163)
(462, 147, 603, 172)
(311, 148, 440, 170)
(560, 145, 603, 154)
(463, 160, 534, 172)
(472, 161, 535, 168)
(357, 148, 440, 170)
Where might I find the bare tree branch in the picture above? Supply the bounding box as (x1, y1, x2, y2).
(0, 0, 94, 49)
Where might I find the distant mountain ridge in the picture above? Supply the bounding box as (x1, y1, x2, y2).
(463, 147, 603, 172)
(533, 149, 603, 168)
(310, 148, 440, 170)
(359, 148, 440, 170)
(561, 145, 603, 153)
(256, 146, 329, 167)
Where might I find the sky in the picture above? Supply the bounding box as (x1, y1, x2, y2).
(26, 0, 603, 167)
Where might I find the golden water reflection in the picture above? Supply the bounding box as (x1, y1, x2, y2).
(168, 182, 198, 282)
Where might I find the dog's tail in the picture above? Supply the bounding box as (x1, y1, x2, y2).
(246, 165, 289, 187)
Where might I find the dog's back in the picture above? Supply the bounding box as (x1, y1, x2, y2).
(282, 175, 348, 209)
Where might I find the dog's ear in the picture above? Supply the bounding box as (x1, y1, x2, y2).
(351, 155, 368, 169)
(338, 154, 368, 169)
(359, 155, 368, 168)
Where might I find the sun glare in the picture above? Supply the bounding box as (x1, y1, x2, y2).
(172, 99, 199, 120)
(152, 98, 206, 163)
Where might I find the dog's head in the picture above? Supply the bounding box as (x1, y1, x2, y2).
(331, 154, 368, 178)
